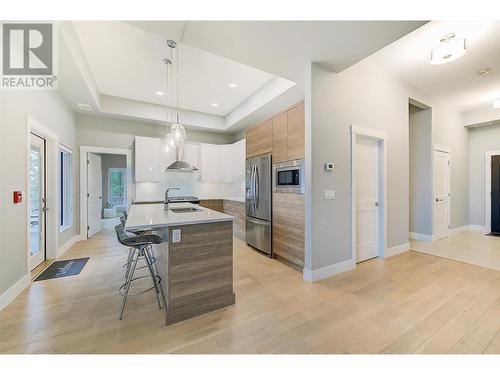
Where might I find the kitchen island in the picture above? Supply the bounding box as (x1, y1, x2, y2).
(125, 202, 235, 326)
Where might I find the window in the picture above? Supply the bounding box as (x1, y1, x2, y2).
(59, 146, 72, 231)
(108, 168, 127, 206)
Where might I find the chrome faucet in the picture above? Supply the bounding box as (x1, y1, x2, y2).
(164, 187, 180, 211)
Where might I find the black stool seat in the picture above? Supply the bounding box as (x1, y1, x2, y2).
(115, 224, 162, 247)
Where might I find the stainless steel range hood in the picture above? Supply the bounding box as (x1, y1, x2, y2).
(165, 145, 198, 172)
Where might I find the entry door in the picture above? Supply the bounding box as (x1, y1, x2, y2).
(30, 133, 46, 270)
(87, 153, 102, 238)
(433, 149, 450, 240)
(491, 155, 500, 233)
(355, 137, 380, 263)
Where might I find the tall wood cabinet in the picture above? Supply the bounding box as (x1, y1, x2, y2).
(286, 103, 305, 160)
(245, 101, 305, 269)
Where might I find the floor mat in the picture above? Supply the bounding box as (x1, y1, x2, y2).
(34, 258, 90, 281)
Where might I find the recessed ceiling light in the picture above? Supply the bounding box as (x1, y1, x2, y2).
(494, 98, 500, 109)
(430, 33, 467, 65)
(156, 91, 164, 96)
(77, 103, 92, 112)
(228, 83, 237, 88)
(477, 67, 491, 76)
(211, 103, 218, 107)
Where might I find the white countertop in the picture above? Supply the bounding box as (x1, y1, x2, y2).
(125, 202, 234, 232)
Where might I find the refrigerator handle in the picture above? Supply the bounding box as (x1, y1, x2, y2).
(255, 164, 260, 210)
(253, 165, 258, 212)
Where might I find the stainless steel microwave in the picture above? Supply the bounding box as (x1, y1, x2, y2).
(273, 159, 305, 194)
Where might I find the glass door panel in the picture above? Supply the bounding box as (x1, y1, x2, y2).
(30, 133, 45, 270)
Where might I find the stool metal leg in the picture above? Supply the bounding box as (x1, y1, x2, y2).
(124, 248, 134, 281)
(120, 249, 139, 320)
(143, 247, 163, 310)
(147, 246, 166, 310)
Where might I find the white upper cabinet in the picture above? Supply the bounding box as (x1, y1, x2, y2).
(135, 136, 160, 182)
(219, 144, 234, 183)
(200, 143, 220, 183)
(199, 139, 245, 183)
(184, 143, 200, 170)
(135, 136, 245, 184)
(233, 139, 246, 182)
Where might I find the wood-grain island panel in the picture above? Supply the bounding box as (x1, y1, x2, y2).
(157, 221, 235, 326)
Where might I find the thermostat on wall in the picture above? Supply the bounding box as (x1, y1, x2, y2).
(325, 162, 334, 171)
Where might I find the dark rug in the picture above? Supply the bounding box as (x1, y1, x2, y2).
(486, 232, 500, 237)
(34, 258, 90, 281)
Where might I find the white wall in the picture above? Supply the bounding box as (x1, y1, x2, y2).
(409, 105, 432, 236)
(0, 90, 77, 296)
(469, 124, 500, 226)
(306, 60, 469, 275)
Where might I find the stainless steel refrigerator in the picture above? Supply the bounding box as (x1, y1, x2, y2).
(245, 154, 272, 256)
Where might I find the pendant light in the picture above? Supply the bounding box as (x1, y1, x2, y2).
(163, 40, 197, 172)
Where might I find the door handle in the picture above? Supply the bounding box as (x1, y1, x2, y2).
(255, 165, 260, 210)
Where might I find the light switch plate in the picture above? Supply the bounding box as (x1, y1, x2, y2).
(172, 229, 181, 243)
(324, 190, 336, 200)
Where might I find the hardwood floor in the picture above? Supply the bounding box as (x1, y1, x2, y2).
(2, 229, 500, 354)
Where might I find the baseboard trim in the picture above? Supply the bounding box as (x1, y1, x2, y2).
(409, 232, 433, 242)
(303, 258, 355, 282)
(0, 274, 30, 311)
(56, 235, 80, 259)
(467, 224, 488, 233)
(385, 242, 410, 258)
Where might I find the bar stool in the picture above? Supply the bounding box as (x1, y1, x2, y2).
(114, 224, 165, 320)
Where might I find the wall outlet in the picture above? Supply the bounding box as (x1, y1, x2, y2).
(324, 190, 336, 200)
(325, 162, 334, 171)
(172, 229, 181, 243)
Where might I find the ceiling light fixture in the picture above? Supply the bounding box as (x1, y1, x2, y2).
(77, 103, 92, 112)
(494, 98, 500, 109)
(228, 83, 237, 88)
(156, 91, 164, 96)
(211, 103, 218, 107)
(430, 33, 467, 65)
(477, 67, 491, 76)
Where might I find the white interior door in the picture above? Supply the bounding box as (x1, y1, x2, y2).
(356, 137, 380, 263)
(433, 149, 450, 240)
(30, 133, 46, 270)
(87, 153, 102, 238)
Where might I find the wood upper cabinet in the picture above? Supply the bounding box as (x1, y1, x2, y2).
(272, 112, 288, 163)
(286, 102, 305, 160)
(246, 119, 272, 159)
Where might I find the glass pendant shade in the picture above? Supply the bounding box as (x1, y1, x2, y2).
(171, 123, 186, 142)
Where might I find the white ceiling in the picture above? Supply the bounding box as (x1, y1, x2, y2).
(72, 21, 275, 117)
(61, 20, 425, 133)
(368, 21, 500, 113)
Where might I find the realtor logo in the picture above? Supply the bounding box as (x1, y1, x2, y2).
(1, 22, 58, 89)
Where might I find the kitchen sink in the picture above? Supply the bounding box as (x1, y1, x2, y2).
(170, 207, 201, 213)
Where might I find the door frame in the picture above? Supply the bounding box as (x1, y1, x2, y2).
(351, 125, 387, 264)
(432, 145, 451, 240)
(484, 150, 500, 233)
(26, 116, 59, 273)
(79, 146, 132, 240)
